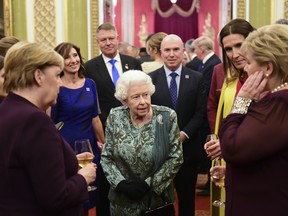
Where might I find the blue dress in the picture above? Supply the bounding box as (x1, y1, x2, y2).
(51, 78, 100, 209)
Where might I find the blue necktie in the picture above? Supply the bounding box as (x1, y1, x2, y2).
(109, 59, 119, 86)
(198, 61, 204, 71)
(169, 72, 178, 109)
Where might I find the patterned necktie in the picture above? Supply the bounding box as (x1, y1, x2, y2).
(169, 72, 178, 109)
(109, 59, 119, 86)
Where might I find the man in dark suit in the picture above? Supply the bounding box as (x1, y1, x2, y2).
(84, 23, 142, 216)
(193, 36, 221, 196)
(149, 34, 206, 216)
(184, 38, 202, 71)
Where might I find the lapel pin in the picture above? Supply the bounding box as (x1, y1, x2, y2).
(185, 75, 189, 79)
(156, 114, 163, 124)
(125, 64, 129, 69)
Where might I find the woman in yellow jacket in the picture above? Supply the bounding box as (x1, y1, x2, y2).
(205, 18, 255, 216)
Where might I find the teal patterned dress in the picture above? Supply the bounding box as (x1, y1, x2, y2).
(100, 105, 183, 216)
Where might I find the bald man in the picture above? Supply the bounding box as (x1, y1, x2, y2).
(149, 34, 206, 216)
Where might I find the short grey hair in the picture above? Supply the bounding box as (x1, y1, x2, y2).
(114, 70, 155, 103)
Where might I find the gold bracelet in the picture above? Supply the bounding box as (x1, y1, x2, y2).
(231, 97, 252, 114)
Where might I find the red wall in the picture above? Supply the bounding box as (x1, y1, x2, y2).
(198, 0, 220, 55)
(114, 0, 220, 55)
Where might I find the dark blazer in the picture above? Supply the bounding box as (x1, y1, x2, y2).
(84, 54, 142, 126)
(186, 56, 202, 71)
(199, 54, 221, 96)
(0, 93, 88, 216)
(149, 66, 206, 162)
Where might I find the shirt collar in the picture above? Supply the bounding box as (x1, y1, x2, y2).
(102, 52, 121, 64)
(203, 51, 214, 64)
(164, 65, 182, 78)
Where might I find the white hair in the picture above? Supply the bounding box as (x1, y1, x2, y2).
(114, 70, 155, 102)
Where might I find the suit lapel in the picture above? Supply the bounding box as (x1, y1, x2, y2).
(177, 68, 189, 105)
(98, 55, 115, 88)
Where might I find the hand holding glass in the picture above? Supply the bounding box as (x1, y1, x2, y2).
(206, 134, 225, 207)
(74, 139, 97, 191)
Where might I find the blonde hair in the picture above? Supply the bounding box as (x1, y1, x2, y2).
(0, 36, 20, 57)
(241, 24, 288, 82)
(193, 36, 214, 52)
(147, 32, 167, 54)
(4, 41, 64, 92)
(114, 70, 155, 102)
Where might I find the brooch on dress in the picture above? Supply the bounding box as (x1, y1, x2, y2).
(156, 114, 163, 124)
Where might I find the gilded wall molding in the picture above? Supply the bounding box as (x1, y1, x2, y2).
(91, 0, 99, 57)
(34, 0, 56, 47)
(237, 0, 246, 19)
(285, 0, 288, 18)
(4, 0, 12, 36)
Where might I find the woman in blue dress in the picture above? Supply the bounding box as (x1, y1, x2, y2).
(51, 42, 105, 215)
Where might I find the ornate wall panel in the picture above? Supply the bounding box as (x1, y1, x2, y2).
(3, 0, 12, 36)
(285, 0, 288, 18)
(237, 0, 246, 19)
(91, 0, 99, 57)
(34, 0, 56, 47)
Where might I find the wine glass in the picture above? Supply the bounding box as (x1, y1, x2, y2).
(211, 158, 225, 207)
(206, 134, 225, 207)
(74, 139, 97, 191)
(206, 134, 218, 143)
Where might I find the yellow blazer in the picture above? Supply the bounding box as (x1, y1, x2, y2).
(211, 78, 238, 216)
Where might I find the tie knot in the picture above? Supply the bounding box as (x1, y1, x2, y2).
(109, 59, 116, 65)
(170, 72, 178, 79)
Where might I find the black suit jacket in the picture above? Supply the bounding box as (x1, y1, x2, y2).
(84, 54, 142, 126)
(186, 56, 202, 71)
(199, 54, 221, 96)
(149, 66, 206, 162)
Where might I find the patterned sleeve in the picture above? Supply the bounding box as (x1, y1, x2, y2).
(151, 109, 183, 194)
(100, 109, 126, 190)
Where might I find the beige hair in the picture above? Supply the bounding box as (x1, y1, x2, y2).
(241, 24, 288, 83)
(0, 36, 20, 57)
(4, 41, 64, 92)
(147, 32, 167, 54)
(193, 36, 214, 52)
(114, 70, 155, 103)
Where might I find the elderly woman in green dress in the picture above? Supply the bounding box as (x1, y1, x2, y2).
(100, 70, 183, 216)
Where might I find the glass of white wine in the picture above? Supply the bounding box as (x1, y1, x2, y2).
(74, 139, 96, 191)
(206, 134, 225, 207)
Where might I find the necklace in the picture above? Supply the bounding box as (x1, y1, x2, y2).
(271, 82, 288, 93)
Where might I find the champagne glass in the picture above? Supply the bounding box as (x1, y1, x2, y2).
(211, 158, 225, 207)
(206, 134, 225, 207)
(211, 158, 225, 187)
(74, 139, 96, 191)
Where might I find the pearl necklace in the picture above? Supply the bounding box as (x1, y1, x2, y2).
(271, 82, 288, 93)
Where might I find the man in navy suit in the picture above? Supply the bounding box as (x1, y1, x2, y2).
(184, 38, 202, 71)
(193, 36, 221, 196)
(84, 23, 142, 216)
(149, 34, 206, 216)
